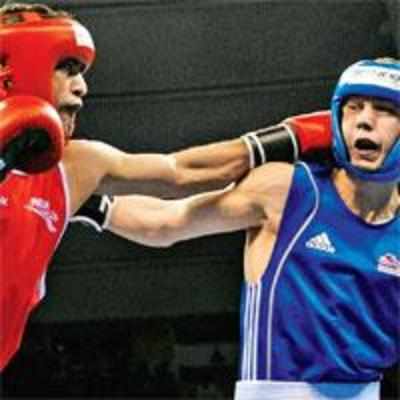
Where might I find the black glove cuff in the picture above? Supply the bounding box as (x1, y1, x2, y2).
(70, 194, 114, 233)
(242, 124, 299, 168)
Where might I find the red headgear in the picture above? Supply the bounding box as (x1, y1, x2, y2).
(0, 11, 96, 105)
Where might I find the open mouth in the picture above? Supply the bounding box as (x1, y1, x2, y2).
(59, 104, 81, 116)
(58, 105, 81, 139)
(352, 138, 382, 164)
(354, 138, 381, 152)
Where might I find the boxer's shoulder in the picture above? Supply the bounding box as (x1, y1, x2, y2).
(64, 139, 108, 155)
(61, 140, 117, 214)
(62, 139, 118, 169)
(242, 162, 295, 193)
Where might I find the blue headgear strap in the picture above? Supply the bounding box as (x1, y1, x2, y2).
(331, 59, 400, 182)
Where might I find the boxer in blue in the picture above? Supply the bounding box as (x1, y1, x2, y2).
(92, 58, 400, 400)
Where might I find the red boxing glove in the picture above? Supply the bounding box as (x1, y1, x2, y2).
(0, 96, 64, 181)
(242, 110, 332, 168)
(283, 110, 332, 155)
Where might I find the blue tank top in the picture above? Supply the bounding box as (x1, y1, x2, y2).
(239, 162, 400, 382)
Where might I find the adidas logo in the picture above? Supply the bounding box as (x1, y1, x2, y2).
(306, 232, 336, 254)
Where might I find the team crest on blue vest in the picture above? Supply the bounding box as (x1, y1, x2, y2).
(377, 253, 400, 277)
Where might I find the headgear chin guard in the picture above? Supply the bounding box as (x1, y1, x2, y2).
(0, 11, 96, 105)
(331, 59, 400, 183)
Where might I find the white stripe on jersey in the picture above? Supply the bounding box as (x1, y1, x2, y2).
(266, 163, 320, 379)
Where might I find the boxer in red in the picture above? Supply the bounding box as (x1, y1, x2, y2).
(0, 2, 331, 370)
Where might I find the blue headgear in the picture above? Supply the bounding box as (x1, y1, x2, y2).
(331, 59, 400, 182)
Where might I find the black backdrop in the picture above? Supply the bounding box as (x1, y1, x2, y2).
(2, 0, 399, 398)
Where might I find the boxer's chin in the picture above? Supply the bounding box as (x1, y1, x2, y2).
(59, 112, 76, 142)
(350, 138, 383, 171)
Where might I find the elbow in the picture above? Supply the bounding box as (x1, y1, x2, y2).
(155, 206, 188, 247)
(165, 154, 186, 187)
(111, 201, 188, 248)
(155, 237, 178, 248)
(168, 153, 201, 188)
(141, 225, 180, 248)
(141, 209, 187, 248)
(108, 220, 179, 249)
(170, 164, 189, 188)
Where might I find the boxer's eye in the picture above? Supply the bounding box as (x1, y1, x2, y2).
(373, 102, 400, 117)
(343, 99, 362, 113)
(56, 58, 85, 76)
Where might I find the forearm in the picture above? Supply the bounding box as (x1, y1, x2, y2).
(98, 139, 250, 197)
(170, 110, 332, 189)
(107, 195, 183, 247)
(171, 138, 250, 188)
(73, 172, 266, 247)
(113, 139, 250, 188)
(71, 192, 185, 246)
(106, 191, 223, 247)
(107, 180, 264, 248)
(107, 189, 231, 247)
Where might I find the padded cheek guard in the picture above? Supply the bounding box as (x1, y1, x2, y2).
(0, 11, 96, 105)
(331, 59, 400, 182)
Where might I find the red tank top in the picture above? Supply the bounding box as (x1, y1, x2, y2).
(0, 164, 69, 370)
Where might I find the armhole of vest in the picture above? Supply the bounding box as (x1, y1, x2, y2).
(270, 162, 320, 252)
(57, 162, 71, 231)
(293, 162, 319, 206)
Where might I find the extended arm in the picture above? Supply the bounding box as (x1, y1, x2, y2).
(96, 138, 250, 198)
(73, 163, 294, 248)
(98, 110, 331, 196)
(63, 111, 330, 213)
(63, 138, 251, 213)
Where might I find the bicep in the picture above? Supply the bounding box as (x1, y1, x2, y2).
(63, 141, 112, 215)
(190, 186, 265, 234)
(108, 152, 176, 183)
(64, 140, 178, 212)
(69, 140, 175, 182)
(170, 182, 267, 241)
(229, 162, 294, 231)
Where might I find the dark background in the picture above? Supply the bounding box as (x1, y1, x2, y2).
(2, 0, 399, 398)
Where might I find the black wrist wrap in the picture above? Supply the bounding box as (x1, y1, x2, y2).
(70, 194, 114, 233)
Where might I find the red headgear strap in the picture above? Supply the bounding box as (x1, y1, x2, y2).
(0, 12, 96, 105)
